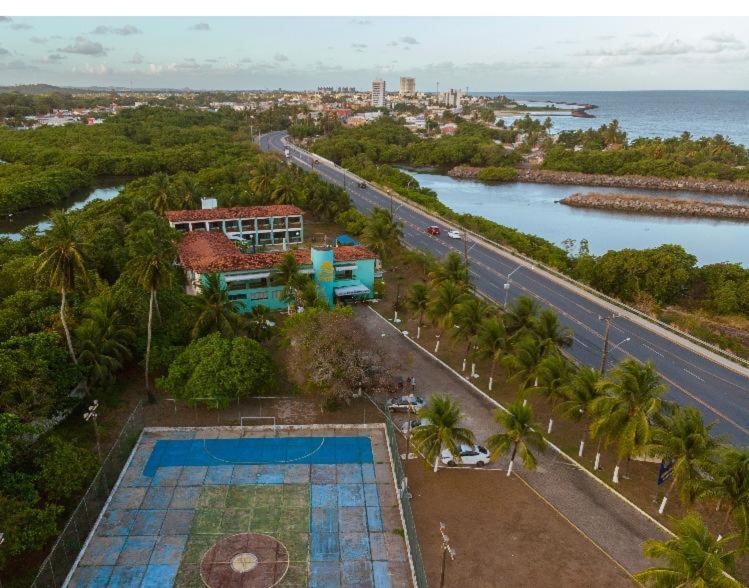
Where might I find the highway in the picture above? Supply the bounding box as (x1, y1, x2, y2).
(258, 130, 749, 446)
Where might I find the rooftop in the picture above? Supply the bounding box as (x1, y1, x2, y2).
(178, 231, 376, 273)
(165, 204, 304, 223)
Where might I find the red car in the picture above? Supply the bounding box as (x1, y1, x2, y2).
(426, 226, 441, 236)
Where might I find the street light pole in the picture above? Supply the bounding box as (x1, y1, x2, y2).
(598, 313, 619, 375)
(503, 265, 523, 308)
(84, 399, 102, 462)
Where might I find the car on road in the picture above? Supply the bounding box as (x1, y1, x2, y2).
(440, 444, 492, 467)
(401, 417, 431, 434)
(447, 229, 463, 239)
(387, 395, 426, 412)
(426, 226, 441, 236)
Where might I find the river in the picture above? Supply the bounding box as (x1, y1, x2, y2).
(404, 170, 749, 267)
(0, 183, 124, 240)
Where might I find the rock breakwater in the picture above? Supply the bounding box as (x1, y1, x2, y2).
(560, 192, 749, 221)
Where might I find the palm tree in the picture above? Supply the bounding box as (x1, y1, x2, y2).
(405, 283, 430, 339)
(454, 297, 491, 375)
(361, 208, 403, 263)
(531, 352, 573, 434)
(76, 295, 134, 389)
(149, 172, 173, 215)
(503, 295, 540, 339)
(299, 280, 326, 309)
(427, 281, 467, 353)
(590, 359, 667, 484)
(634, 513, 743, 588)
(503, 334, 545, 394)
(249, 158, 279, 199)
(37, 210, 88, 364)
(191, 273, 244, 340)
(698, 448, 749, 535)
(274, 253, 307, 313)
(411, 395, 475, 472)
(648, 407, 719, 514)
(533, 308, 574, 355)
(175, 176, 202, 210)
(429, 251, 469, 288)
(271, 172, 301, 205)
(557, 366, 605, 459)
(247, 304, 272, 341)
(477, 317, 510, 391)
(487, 401, 546, 476)
(125, 221, 177, 402)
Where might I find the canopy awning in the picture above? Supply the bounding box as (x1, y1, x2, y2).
(334, 283, 370, 297)
(224, 272, 270, 282)
(334, 264, 357, 271)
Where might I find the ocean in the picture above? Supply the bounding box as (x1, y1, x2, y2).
(475, 91, 749, 147)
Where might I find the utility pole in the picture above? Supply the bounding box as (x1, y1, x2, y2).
(598, 313, 618, 374)
(439, 522, 456, 588)
(84, 399, 102, 462)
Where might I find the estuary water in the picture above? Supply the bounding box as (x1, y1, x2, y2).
(405, 170, 748, 267)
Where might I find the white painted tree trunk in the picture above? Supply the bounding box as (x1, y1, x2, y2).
(471, 363, 476, 377)
(506, 459, 514, 477)
(488, 377, 493, 390)
(547, 418, 554, 434)
(522, 398, 527, 406)
(461, 358, 466, 372)
(612, 465, 620, 484)
(578, 440, 585, 457)
(394, 310, 398, 322)
(434, 339, 440, 353)
(658, 496, 668, 514)
(433, 456, 440, 473)
(416, 325, 421, 339)
(594, 452, 601, 471)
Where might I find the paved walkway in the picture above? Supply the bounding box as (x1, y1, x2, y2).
(357, 306, 669, 575)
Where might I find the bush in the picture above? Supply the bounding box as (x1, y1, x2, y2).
(35, 436, 98, 503)
(477, 166, 518, 182)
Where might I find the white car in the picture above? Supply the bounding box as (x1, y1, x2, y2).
(447, 229, 462, 239)
(440, 444, 492, 467)
(387, 395, 426, 412)
(401, 417, 431, 434)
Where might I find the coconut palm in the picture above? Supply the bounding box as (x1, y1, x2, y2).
(503, 295, 540, 339)
(590, 359, 667, 483)
(411, 395, 475, 472)
(648, 407, 720, 514)
(76, 294, 134, 389)
(487, 401, 546, 476)
(454, 297, 491, 374)
(246, 304, 272, 341)
(175, 176, 202, 210)
(533, 308, 574, 355)
(274, 252, 307, 313)
(361, 208, 403, 263)
(271, 172, 301, 205)
(503, 334, 545, 394)
(634, 512, 743, 588)
(191, 273, 245, 340)
(557, 366, 606, 459)
(125, 219, 177, 401)
(405, 282, 430, 339)
(299, 280, 326, 309)
(429, 251, 469, 288)
(530, 352, 574, 434)
(427, 281, 468, 353)
(698, 448, 749, 535)
(149, 172, 173, 215)
(249, 158, 279, 198)
(477, 317, 510, 391)
(37, 210, 89, 364)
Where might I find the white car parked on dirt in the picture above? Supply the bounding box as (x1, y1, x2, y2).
(440, 444, 492, 467)
(387, 395, 426, 412)
(400, 417, 431, 434)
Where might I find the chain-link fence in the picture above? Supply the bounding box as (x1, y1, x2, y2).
(31, 401, 145, 588)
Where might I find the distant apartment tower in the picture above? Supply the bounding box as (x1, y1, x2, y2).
(399, 77, 416, 97)
(371, 79, 386, 108)
(440, 88, 464, 108)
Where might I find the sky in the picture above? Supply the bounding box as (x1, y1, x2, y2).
(1, 16, 749, 91)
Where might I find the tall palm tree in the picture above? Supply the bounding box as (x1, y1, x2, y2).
(411, 395, 475, 472)
(175, 176, 202, 210)
(487, 401, 546, 476)
(590, 359, 667, 484)
(125, 222, 177, 402)
(361, 208, 403, 263)
(299, 280, 326, 309)
(149, 172, 173, 215)
(271, 172, 301, 205)
(503, 334, 545, 394)
(247, 304, 272, 341)
(76, 295, 134, 389)
(37, 210, 88, 364)
(698, 448, 749, 535)
(429, 251, 469, 288)
(533, 308, 574, 355)
(634, 513, 743, 588)
(454, 297, 491, 374)
(531, 352, 573, 434)
(477, 317, 510, 391)
(274, 253, 307, 313)
(427, 281, 467, 353)
(405, 283, 430, 339)
(649, 407, 719, 514)
(191, 273, 245, 340)
(557, 366, 605, 459)
(249, 158, 279, 198)
(503, 295, 540, 339)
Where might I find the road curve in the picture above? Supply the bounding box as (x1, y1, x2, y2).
(258, 131, 749, 446)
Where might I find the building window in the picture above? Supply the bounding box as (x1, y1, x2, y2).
(209, 221, 223, 232)
(174, 223, 189, 233)
(288, 216, 302, 228)
(241, 219, 255, 232)
(225, 220, 239, 232)
(258, 234, 273, 245)
(227, 282, 246, 291)
(272, 217, 286, 229)
(250, 291, 269, 300)
(191, 222, 206, 231)
(229, 293, 247, 300)
(272, 290, 284, 299)
(256, 218, 271, 231)
(335, 269, 354, 280)
(273, 231, 287, 243)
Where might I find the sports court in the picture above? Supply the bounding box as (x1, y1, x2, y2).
(65, 426, 413, 587)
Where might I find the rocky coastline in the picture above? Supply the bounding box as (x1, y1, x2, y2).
(559, 192, 749, 221)
(447, 166, 749, 197)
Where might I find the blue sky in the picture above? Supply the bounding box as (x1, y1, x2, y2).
(1, 16, 749, 90)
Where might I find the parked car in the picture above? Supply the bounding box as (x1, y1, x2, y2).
(387, 395, 426, 412)
(440, 444, 492, 467)
(401, 417, 431, 434)
(447, 229, 462, 239)
(426, 226, 441, 236)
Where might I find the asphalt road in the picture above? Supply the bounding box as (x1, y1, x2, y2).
(258, 130, 749, 446)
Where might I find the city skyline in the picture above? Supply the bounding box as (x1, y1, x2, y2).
(1, 16, 749, 90)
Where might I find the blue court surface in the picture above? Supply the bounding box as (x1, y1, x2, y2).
(66, 428, 412, 587)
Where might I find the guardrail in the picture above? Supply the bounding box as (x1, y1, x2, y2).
(281, 136, 749, 373)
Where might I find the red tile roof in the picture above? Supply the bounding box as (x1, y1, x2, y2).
(165, 205, 304, 223)
(178, 231, 376, 273)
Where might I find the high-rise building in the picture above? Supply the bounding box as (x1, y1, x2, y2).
(440, 88, 464, 108)
(371, 79, 386, 108)
(399, 77, 416, 97)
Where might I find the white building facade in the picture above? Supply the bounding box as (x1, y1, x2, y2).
(371, 79, 386, 108)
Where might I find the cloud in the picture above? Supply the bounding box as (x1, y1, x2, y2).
(351, 43, 367, 52)
(0, 47, 9, 56)
(91, 24, 142, 35)
(0, 17, 11, 23)
(351, 19, 371, 25)
(580, 36, 746, 59)
(30, 36, 48, 44)
(399, 36, 419, 45)
(127, 52, 144, 64)
(205, 58, 218, 63)
(59, 36, 106, 57)
(0, 59, 37, 71)
(387, 41, 398, 47)
(632, 32, 656, 38)
(11, 23, 32, 30)
(273, 53, 289, 62)
(189, 22, 210, 31)
(38, 53, 65, 64)
(71, 63, 112, 75)
(595, 35, 614, 40)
